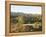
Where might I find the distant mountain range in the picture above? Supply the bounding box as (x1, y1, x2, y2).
(11, 12, 41, 16)
(11, 12, 25, 16)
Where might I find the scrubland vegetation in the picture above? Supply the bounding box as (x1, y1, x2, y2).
(10, 12, 42, 33)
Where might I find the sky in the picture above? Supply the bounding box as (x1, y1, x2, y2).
(11, 5, 41, 15)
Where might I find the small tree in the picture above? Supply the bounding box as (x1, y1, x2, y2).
(16, 15, 25, 32)
(34, 16, 38, 28)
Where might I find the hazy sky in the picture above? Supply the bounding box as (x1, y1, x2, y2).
(11, 5, 41, 15)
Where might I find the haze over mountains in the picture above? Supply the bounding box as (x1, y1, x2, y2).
(11, 12, 41, 16)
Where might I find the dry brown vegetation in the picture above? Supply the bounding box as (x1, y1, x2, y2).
(10, 13, 42, 33)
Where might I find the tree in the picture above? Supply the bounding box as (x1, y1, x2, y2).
(16, 15, 25, 32)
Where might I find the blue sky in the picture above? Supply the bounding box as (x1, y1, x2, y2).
(11, 5, 41, 15)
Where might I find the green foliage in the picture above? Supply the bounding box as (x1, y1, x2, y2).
(11, 12, 42, 32)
